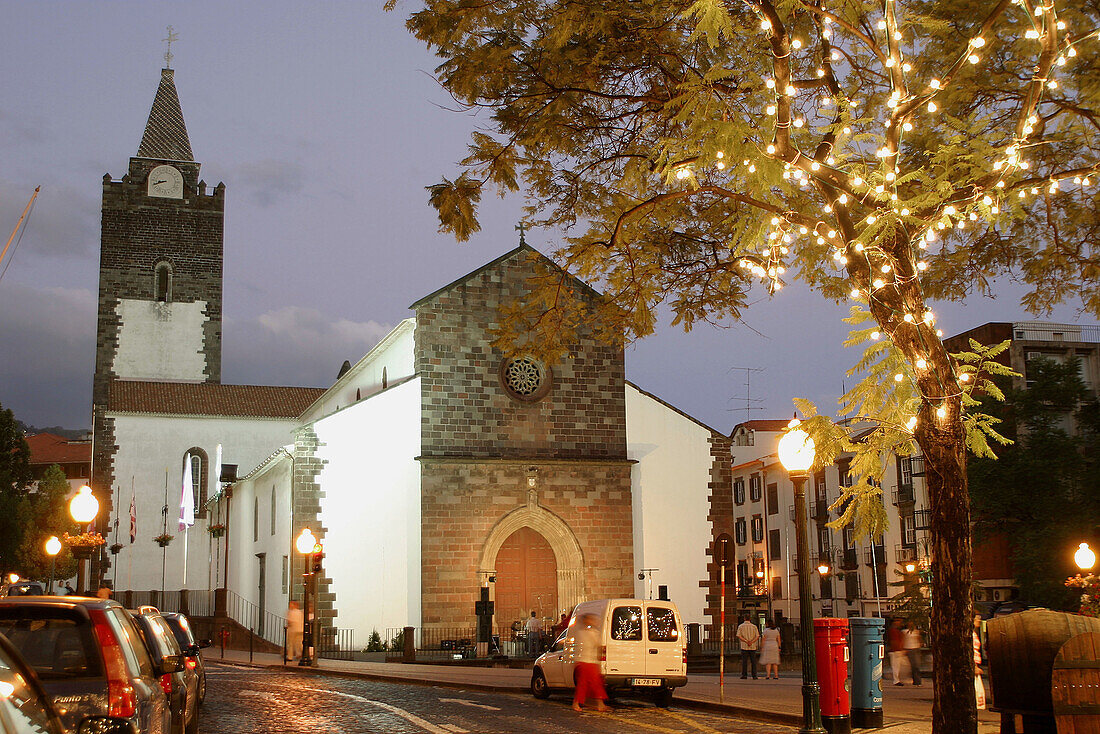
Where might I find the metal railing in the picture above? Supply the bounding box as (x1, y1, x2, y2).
(699, 624, 745, 654)
(840, 548, 859, 569)
(892, 486, 915, 505)
(317, 627, 355, 660)
(864, 546, 886, 565)
(224, 591, 287, 647)
(385, 625, 552, 661)
(895, 545, 918, 563)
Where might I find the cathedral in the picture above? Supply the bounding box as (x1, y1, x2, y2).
(93, 66, 733, 647)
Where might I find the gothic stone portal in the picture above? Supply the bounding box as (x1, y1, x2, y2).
(494, 527, 558, 630)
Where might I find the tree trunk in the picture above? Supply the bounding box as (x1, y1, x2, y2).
(917, 405, 977, 734)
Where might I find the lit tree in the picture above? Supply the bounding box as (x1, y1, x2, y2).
(399, 0, 1100, 730)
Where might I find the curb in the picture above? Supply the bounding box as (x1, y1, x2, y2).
(213, 657, 803, 726)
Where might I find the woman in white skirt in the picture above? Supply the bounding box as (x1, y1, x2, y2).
(759, 618, 781, 679)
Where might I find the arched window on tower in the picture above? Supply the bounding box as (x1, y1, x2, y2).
(154, 262, 173, 303)
(182, 448, 208, 519)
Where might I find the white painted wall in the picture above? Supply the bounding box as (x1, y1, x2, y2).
(298, 319, 416, 424)
(107, 413, 297, 592)
(113, 299, 208, 381)
(312, 377, 422, 648)
(626, 384, 715, 625)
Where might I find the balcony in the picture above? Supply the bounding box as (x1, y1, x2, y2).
(909, 455, 925, 476)
(915, 508, 932, 531)
(895, 544, 918, 563)
(864, 545, 887, 565)
(892, 485, 915, 505)
(840, 548, 859, 570)
(810, 501, 829, 520)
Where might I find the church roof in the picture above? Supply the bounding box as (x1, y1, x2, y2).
(408, 243, 600, 309)
(25, 433, 92, 466)
(136, 69, 194, 162)
(108, 380, 325, 419)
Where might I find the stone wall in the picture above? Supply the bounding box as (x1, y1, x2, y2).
(702, 433, 734, 627)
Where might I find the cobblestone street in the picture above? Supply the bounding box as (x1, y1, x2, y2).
(201, 662, 798, 733)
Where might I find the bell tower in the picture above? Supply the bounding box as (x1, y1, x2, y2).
(91, 66, 225, 550)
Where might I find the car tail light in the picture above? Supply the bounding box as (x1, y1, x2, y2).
(185, 656, 197, 671)
(682, 646, 687, 666)
(90, 611, 137, 718)
(159, 673, 173, 695)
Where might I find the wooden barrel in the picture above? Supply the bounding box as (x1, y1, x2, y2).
(1053, 632, 1100, 734)
(987, 610, 1100, 717)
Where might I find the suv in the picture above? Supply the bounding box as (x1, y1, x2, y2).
(160, 612, 211, 704)
(129, 608, 199, 734)
(0, 597, 172, 733)
(1, 582, 46, 597)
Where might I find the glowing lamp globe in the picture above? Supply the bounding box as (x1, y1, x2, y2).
(905, 563, 917, 573)
(7, 573, 18, 584)
(296, 528, 317, 555)
(817, 563, 830, 576)
(778, 419, 816, 473)
(1075, 542, 1096, 571)
(45, 536, 62, 557)
(69, 486, 99, 524)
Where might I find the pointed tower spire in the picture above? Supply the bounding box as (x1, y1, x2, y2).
(136, 68, 194, 162)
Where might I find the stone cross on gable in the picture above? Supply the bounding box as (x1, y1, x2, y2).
(163, 25, 179, 69)
(515, 221, 527, 246)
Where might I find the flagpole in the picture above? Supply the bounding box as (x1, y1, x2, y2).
(112, 486, 119, 591)
(161, 470, 168, 603)
(127, 477, 134, 593)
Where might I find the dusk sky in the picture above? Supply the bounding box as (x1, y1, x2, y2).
(0, 2, 1089, 433)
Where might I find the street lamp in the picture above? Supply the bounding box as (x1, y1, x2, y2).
(69, 485, 100, 595)
(44, 536, 61, 594)
(7, 573, 18, 584)
(295, 529, 322, 667)
(778, 417, 826, 734)
(1075, 542, 1096, 572)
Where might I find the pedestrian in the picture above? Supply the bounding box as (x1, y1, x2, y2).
(553, 612, 570, 641)
(759, 618, 781, 679)
(286, 600, 303, 662)
(736, 614, 760, 680)
(525, 611, 543, 657)
(886, 617, 908, 685)
(96, 581, 112, 600)
(571, 612, 608, 713)
(974, 614, 986, 710)
(902, 622, 923, 686)
(63, 583, 75, 596)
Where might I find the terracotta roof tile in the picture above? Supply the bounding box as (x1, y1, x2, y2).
(26, 433, 92, 465)
(108, 381, 326, 419)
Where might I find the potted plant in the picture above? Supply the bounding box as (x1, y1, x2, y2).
(208, 523, 226, 538)
(153, 533, 174, 548)
(109, 542, 124, 555)
(62, 531, 106, 548)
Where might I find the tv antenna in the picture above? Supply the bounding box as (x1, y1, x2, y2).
(728, 366, 767, 421)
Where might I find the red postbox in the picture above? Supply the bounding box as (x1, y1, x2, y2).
(814, 617, 851, 734)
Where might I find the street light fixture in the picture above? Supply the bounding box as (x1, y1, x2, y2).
(295, 529, 322, 667)
(44, 536, 61, 594)
(1075, 542, 1096, 572)
(778, 417, 826, 734)
(68, 485, 100, 595)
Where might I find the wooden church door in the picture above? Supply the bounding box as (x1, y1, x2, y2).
(494, 527, 558, 631)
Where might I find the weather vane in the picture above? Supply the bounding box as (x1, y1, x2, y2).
(163, 25, 179, 69)
(515, 221, 528, 246)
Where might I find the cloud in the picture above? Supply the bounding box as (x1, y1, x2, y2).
(0, 180, 97, 260)
(0, 282, 96, 429)
(233, 159, 305, 207)
(224, 306, 392, 388)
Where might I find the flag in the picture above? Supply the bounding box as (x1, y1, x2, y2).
(214, 444, 223, 497)
(180, 453, 195, 532)
(129, 490, 137, 543)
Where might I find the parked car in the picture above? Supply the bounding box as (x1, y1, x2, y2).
(128, 608, 199, 734)
(1, 581, 46, 597)
(531, 598, 688, 707)
(0, 596, 172, 733)
(160, 612, 211, 704)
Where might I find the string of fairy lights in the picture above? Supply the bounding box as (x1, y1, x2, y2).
(671, 0, 1099, 432)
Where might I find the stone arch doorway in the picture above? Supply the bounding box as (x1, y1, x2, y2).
(479, 505, 585, 631)
(494, 527, 557, 629)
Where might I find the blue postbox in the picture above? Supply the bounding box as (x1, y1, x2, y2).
(850, 617, 885, 729)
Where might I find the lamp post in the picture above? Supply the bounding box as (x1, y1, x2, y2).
(69, 485, 100, 595)
(1076, 542, 1096, 572)
(778, 418, 826, 734)
(295, 529, 321, 667)
(45, 536, 61, 594)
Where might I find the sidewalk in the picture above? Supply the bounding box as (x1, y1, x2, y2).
(213, 649, 1000, 733)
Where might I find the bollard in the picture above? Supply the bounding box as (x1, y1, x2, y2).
(814, 617, 852, 734)
(249, 627, 254, 664)
(850, 617, 885, 729)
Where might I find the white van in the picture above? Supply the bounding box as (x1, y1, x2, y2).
(530, 598, 687, 707)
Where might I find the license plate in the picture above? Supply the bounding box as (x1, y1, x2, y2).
(632, 678, 662, 687)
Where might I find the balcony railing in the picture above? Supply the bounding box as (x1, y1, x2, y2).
(915, 508, 932, 531)
(895, 545, 918, 563)
(864, 546, 887, 565)
(909, 455, 925, 476)
(840, 548, 859, 569)
(810, 501, 829, 520)
(892, 485, 915, 505)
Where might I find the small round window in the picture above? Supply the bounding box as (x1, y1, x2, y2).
(500, 356, 553, 402)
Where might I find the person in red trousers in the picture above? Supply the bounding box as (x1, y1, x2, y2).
(572, 613, 609, 713)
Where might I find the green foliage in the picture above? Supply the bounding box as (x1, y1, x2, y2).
(0, 403, 32, 575)
(365, 629, 386, 652)
(969, 356, 1100, 610)
(16, 465, 79, 581)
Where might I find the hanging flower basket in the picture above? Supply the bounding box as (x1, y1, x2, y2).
(62, 532, 106, 549)
(109, 543, 124, 555)
(1066, 573, 1100, 617)
(153, 533, 175, 548)
(208, 523, 226, 538)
